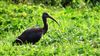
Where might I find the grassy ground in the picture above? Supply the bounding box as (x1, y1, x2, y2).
(0, 1, 100, 56)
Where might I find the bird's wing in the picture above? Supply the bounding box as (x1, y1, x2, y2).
(20, 28, 43, 36)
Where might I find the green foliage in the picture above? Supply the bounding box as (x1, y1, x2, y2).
(0, 1, 100, 56)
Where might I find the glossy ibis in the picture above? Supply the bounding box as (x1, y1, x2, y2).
(13, 12, 59, 45)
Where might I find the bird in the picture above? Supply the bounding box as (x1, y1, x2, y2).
(12, 12, 59, 45)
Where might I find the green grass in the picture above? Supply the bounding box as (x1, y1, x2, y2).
(0, 1, 100, 56)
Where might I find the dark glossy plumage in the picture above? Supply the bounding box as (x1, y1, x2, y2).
(13, 12, 59, 45)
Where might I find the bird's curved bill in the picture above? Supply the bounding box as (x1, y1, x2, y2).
(49, 16, 60, 26)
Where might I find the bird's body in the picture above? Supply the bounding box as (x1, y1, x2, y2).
(15, 28, 43, 44)
(13, 12, 59, 45)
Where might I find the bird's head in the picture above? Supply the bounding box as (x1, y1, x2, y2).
(42, 12, 59, 25)
(42, 12, 49, 18)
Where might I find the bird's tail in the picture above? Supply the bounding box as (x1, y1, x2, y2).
(12, 38, 23, 45)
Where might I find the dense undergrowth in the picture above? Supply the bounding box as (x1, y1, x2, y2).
(0, 1, 100, 56)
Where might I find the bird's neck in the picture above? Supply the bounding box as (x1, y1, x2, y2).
(43, 18, 48, 34)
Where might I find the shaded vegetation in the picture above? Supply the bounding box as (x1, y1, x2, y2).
(1, 0, 100, 7)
